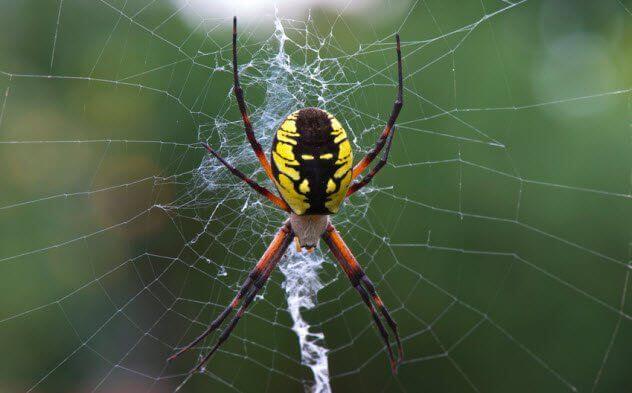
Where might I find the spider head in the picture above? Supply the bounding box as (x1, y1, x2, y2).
(290, 213, 329, 251)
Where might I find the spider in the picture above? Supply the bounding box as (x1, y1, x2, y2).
(169, 17, 403, 374)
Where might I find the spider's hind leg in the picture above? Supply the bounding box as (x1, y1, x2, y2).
(168, 221, 294, 371)
(321, 223, 403, 374)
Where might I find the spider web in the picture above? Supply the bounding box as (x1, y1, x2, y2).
(0, 1, 630, 392)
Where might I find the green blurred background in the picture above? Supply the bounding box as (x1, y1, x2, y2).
(0, 1, 630, 392)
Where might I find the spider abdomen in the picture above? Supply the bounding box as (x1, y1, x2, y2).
(271, 108, 353, 215)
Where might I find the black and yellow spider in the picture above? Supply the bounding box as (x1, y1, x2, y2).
(169, 17, 403, 374)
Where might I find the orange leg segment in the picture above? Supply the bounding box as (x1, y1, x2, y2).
(168, 221, 294, 371)
(322, 223, 403, 374)
(232, 16, 275, 183)
(202, 142, 291, 212)
(346, 129, 395, 197)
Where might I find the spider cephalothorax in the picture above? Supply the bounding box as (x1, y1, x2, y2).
(169, 17, 404, 375)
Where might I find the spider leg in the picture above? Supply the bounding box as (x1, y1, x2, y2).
(202, 142, 291, 212)
(193, 251, 283, 372)
(325, 232, 397, 373)
(168, 221, 293, 367)
(192, 224, 294, 372)
(346, 129, 395, 197)
(322, 223, 403, 374)
(351, 34, 403, 180)
(193, 282, 260, 371)
(232, 16, 275, 183)
(358, 274, 403, 362)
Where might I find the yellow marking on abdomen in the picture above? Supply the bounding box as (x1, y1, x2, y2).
(325, 171, 352, 213)
(330, 118, 343, 131)
(281, 119, 297, 133)
(301, 154, 314, 160)
(299, 179, 310, 194)
(276, 131, 298, 145)
(336, 140, 351, 162)
(334, 164, 351, 179)
(319, 153, 333, 160)
(333, 139, 353, 179)
(275, 141, 296, 160)
(272, 151, 300, 180)
(276, 173, 309, 215)
(326, 178, 336, 193)
(326, 125, 353, 212)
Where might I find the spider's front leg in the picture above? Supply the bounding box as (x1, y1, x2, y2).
(347, 33, 403, 197)
(232, 16, 276, 183)
(168, 221, 294, 371)
(322, 223, 403, 374)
